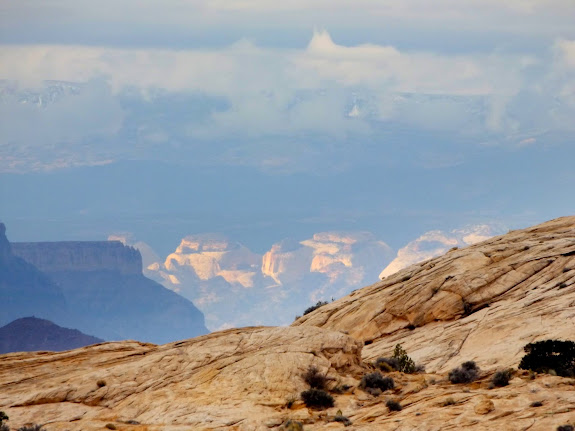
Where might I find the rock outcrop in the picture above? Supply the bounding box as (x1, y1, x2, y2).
(379, 224, 504, 278)
(295, 216, 575, 373)
(0, 223, 69, 327)
(1, 327, 574, 430)
(0, 317, 103, 354)
(12, 241, 142, 275)
(0, 326, 364, 431)
(144, 231, 394, 330)
(4, 225, 208, 344)
(1, 217, 575, 431)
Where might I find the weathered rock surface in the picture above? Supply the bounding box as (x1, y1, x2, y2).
(1, 327, 574, 431)
(379, 224, 504, 278)
(2, 217, 574, 431)
(0, 326, 364, 431)
(295, 216, 575, 373)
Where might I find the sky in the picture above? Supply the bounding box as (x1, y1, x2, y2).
(0, 0, 574, 254)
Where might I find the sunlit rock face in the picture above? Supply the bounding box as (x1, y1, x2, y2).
(379, 224, 505, 279)
(164, 234, 261, 286)
(138, 231, 394, 330)
(296, 216, 575, 375)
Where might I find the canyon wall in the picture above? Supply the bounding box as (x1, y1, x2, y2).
(12, 241, 142, 274)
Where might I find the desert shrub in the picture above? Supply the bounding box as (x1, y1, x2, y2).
(375, 357, 399, 372)
(392, 344, 416, 373)
(530, 401, 543, 407)
(415, 364, 426, 373)
(302, 365, 330, 390)
(448, 361, 480, 384)
(386, 399, 402, 411)
(283, 420, 304, 431)
(105, 425, 117, 430)
(360, 373, 395, 392)
(491, 369, 512, 387)
(17, 426, 44, 431)
(441, 397, 456, 407)
(303, 301, 329, 316)
(333, 414, 352, 426)
(557, 426, 574, 431)
(301, 388, 334, 409)
(0, 424, 9, 431)
(0, 412, 7, 424)
(331, 383, 352, 394)
(518, 340, 575, 377)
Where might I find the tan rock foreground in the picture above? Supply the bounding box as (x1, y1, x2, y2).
(1, 216, 575, 430)
(295, 215, 575, 373)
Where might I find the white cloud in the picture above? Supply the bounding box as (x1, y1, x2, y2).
(0, 79, 124, 147)
(1, 33, 574, 171)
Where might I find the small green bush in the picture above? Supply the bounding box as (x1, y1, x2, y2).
(392, 344, 416, 373)
(491, 369, 512, 387)
(301, 388, 334, 409)
(386, 399, 402, 411)
(518, 340, 575, 377)
(0, 412, 8, 424)
(303, 301, 329, 315)
(449, 361, 480, 384)
(360, 373, 394, 392)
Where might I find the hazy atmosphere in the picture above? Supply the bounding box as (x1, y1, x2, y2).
(1, 0, 574, 328)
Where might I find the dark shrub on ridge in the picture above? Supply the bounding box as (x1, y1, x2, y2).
(518, 340, 575, 377)
(302, 365, 330, 390)
(301, 388, 334, 409)
(360, 373, 395, 392)
(303, 301, 329, 316)
(449, 361, 480, 384)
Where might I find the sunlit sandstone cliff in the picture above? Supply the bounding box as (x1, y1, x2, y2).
(379, 224, 504, 279)
(1, 217, 574, 431)
(144, 232, 394, 330)
(295, 216, 575, 373)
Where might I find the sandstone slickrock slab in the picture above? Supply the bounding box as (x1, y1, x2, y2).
(295, 216, 575, 372)
(0, 326, 363, 431)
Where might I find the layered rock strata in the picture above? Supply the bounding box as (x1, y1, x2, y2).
(295, 216, 575, 373)
(12, 241, 142, 275)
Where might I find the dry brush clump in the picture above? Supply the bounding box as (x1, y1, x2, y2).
(360, 372, 395, 396)
(491, 369, 513, 388)
(300, 388, 334, 409)
(302, 365, 331, 390)
(449, 361, 480, 384)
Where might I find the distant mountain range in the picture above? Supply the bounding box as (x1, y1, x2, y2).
(0, 317, 103, 354)
(113, 224, 504, 330)
(0, 222, 208, 344)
